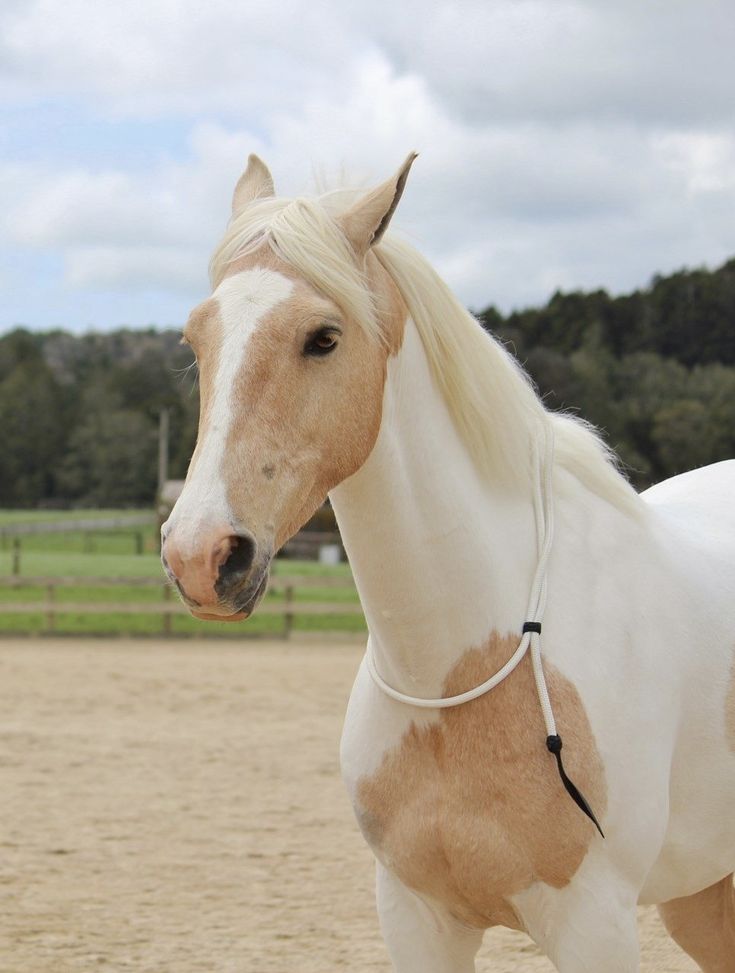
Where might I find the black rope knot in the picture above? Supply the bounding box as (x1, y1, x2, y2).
(546, 733, 562, 755)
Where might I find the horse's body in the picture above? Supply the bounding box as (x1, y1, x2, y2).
(161, 154, 735, 971)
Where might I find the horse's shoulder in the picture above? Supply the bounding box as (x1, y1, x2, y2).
(353, 631, 606, 929)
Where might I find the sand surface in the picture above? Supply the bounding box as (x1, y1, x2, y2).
(0, 638, 698, 972)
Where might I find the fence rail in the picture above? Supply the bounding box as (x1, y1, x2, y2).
(0, 515, 157, 537)
(0, 574, 363, 638)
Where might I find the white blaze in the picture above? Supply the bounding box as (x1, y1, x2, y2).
(167, 268, 294, 555)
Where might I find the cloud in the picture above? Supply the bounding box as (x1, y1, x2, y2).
(0, 0, 360, 119)
(362, 0, 735, 128)
(65, 246, 206, 292)
(1, 0, 734, 328)
(4, 0, 732, 128)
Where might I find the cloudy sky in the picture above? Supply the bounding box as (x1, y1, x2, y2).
(2, 0, 734, 333)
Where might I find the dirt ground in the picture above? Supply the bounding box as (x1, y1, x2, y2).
(0, 638, 697, 972)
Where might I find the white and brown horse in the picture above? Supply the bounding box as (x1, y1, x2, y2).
(161, 154, 735, 972)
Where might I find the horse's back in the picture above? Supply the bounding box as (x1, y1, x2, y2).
(639, 460, 735, 902)
(642, 459, 735, 550)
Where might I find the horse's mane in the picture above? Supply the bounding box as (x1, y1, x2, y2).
(210, 189, 642, 516)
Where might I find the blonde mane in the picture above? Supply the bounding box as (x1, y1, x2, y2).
(210, 189, 642, 515)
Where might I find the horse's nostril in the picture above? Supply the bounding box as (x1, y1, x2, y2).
(217, 533, 256, 585)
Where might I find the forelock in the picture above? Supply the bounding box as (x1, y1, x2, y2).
(209, 193, 382, 343)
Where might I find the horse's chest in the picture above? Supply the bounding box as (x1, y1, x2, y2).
(351, 635, 606, 929)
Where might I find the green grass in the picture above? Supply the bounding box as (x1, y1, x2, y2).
(0, 550, 164, 578)
(0, 509, 364, 637)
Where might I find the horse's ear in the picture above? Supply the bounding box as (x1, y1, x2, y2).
(340, 152, 418, 258)
(232, 154, 275, 218)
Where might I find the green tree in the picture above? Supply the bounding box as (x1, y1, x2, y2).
(652, 400, 715, 476)
(57, 380, 158, 505)
(0, 359, 69, 505)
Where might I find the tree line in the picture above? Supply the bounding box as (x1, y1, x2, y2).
(1, 257, 733, 507)
(478, 257, 735, 487)
(0, 328, 198, 507)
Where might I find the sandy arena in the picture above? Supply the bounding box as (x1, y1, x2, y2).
(0, 638, 697, 972)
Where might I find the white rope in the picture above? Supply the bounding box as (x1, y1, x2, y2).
(366, 423, 557, 730)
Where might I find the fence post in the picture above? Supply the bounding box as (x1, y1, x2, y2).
(46, 583, 56, 634)
(162, 584, 172, 635)
(284, 584, 294, 639)
(11, 538, 21, 577)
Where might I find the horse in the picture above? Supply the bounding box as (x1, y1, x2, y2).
(160, 153, 735, 972)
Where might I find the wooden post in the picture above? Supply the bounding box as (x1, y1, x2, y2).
(163, 584, 172, 635)
(46, 583, 55, 634)
(284, 584, 294, 639)
(11, 538, 21, 577)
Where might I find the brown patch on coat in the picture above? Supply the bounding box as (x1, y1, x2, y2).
(658, 875, 735, 973)
(356, 632, 607, 931)
(726, 659, 735, 754)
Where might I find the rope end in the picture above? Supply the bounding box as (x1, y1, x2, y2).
(546, 734, 605, 839)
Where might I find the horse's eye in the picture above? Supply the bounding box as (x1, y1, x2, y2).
(304, 327, 340, 357)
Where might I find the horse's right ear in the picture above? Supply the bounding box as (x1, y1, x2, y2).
(232, 154, 275, 218)
(339, 152, 418, 260)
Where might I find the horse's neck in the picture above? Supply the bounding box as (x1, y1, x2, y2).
(330, 320, 538, 698)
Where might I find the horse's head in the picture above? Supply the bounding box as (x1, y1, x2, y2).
(161, 154, 415, 620)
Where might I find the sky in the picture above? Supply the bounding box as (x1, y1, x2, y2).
(1, 0, 734, 333)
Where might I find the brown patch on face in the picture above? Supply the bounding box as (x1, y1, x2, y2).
(207, 245, 408, 551)
(356, 632, 607, 931)
(223, 278, 386, 547)
(726, 658, 735, 753)
(658, 874, 735, 971)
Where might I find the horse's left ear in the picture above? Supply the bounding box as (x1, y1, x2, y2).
(232, 154, 275, 218)
(340, 152, 418, 258)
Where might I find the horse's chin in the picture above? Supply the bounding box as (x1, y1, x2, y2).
(190, 608, 249, 622)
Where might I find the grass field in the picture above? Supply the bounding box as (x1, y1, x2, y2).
(0, 510, 365, 638)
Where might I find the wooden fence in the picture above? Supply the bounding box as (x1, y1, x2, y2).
(1, 516, 156, 562)
(0, 515, 156, 538)
(0, 574, 363, 638)
(1, 521, 344, 563)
